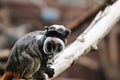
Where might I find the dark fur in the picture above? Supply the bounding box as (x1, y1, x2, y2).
(1, 25, 71, 80)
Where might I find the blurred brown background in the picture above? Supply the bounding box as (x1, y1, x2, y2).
(0, 0, 120, 80)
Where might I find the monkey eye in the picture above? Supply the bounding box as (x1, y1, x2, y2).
(65, 29, 71, 38)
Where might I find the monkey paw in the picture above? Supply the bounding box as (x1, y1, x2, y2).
(46, 67, 54, 78)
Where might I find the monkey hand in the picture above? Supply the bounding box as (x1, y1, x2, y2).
(45, 67, 54, 78)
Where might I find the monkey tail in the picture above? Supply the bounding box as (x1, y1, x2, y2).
(1, 71, 21, 80)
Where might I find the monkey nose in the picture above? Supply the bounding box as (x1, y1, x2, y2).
(51, 38, 57, 44)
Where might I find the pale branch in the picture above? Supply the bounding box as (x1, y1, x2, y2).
(47, 0, 120, 80)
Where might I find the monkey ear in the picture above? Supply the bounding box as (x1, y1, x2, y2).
(44, 26, 49, 30)
(65, 29, 71, 38)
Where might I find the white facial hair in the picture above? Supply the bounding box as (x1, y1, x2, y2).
(43, 37, 65, 55)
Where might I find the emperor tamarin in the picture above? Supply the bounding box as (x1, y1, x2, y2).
(1, 25, 71, 80)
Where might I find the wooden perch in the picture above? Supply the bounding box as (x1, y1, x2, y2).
(48, 0, 120, 80)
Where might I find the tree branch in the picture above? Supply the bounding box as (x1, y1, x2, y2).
(48, 0, 120, 79)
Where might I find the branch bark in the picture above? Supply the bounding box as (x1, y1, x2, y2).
(48, 0, 120, 79)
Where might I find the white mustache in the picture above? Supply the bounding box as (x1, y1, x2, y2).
(43, 37, 65, 55)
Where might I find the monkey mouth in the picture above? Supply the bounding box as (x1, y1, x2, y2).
(43, 37, 65, 55)
(45, 41, 55, 54)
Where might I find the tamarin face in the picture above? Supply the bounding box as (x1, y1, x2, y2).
(43, 25, 71, 55)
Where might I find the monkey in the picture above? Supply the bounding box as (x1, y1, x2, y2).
(1, 25, 71, 80)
